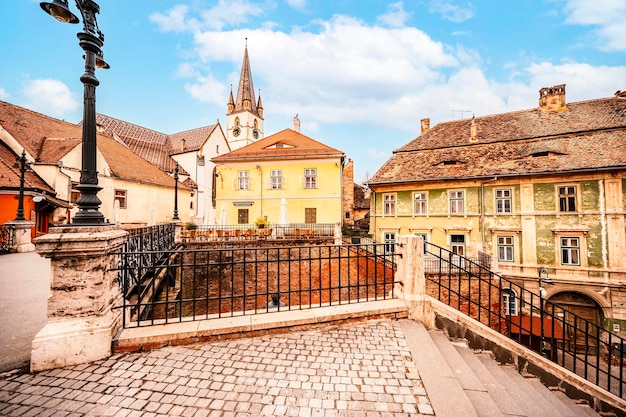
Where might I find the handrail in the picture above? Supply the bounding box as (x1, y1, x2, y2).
(424, 241, 626, 399)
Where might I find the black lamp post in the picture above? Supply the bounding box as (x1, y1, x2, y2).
(538, 266, 554, 358)
(40, 0, 109, 225)
(14, 150, 31, 221)
(173, 163, 180, 221)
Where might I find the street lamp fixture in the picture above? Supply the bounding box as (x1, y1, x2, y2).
(173, 163, 180, 221)
(538, 266, 554, 357)
(40, 0, 110, 225)
(13, 150, 31, 222)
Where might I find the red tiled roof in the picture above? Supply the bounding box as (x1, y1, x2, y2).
(212, 128, 344, 162)
(369, 95, 626, 184)
(0, 100, 187, 190)
(0, 141, 55, 193)
(96, 114, 216, 174)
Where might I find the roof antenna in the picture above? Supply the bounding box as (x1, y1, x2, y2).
(452, 110, 472, 119)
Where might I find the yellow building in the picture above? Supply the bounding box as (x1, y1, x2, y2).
(211, 126, 345, 226)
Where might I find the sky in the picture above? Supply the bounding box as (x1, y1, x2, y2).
(1, 1, 625, 183)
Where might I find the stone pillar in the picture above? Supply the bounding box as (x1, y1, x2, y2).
(396, 235, 434, 328)
(31, 225, 128, 372)
(334, 223, 342, 245)
(4, 220, 35, 253)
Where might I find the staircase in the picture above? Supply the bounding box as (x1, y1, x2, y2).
(400, 320, 602, 417)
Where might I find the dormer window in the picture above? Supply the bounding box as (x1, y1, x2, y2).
(532, 151, 549, 157)
(443, 160, 458, 165)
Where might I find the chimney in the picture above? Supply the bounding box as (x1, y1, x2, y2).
(469, 116, 477, 143)
(294, 114, 300, 132)
(420, 118, 430, 134)
(539, 84, 567, 112)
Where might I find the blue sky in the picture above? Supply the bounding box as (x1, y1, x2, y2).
(1, 1, 625, 182)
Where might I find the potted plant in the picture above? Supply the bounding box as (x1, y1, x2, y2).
(255, 216, 270, 229)
(185, 221, 198, 238)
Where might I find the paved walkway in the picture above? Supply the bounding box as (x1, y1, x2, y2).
(0, 252, 50, 373)
(0, 320, 434, 417)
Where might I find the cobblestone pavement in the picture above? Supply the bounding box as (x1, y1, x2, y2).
(0, 320, 434, 417)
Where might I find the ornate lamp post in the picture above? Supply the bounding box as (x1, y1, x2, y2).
(13, 150, 31, 221)
(173, 163, 180, 221)
(538, 266, 554, 358)
(40, 0, 109, 225)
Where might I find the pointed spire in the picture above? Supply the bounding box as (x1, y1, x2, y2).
(234, 41, 259, 116)
(257, 89, 263, 118)
(227, 84, 235, 114)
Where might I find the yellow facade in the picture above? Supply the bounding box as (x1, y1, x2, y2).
(215, 158, 343, 225)
(212, 129, 345, 226)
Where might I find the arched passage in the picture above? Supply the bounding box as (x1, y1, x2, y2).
(547, 291, 604, 354)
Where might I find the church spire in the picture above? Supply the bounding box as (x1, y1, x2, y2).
(232, 40, 260, 118)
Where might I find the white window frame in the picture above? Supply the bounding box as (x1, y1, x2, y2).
(558, 185, 577, 212)
(383, 193, 396, 216)
(383, 232, 396, 253)
(449, 190, 464, 214)
(237, 171, 250, 190)
(114, 189, 127, 209)
(560, 237, 580, 266)
(413, 192, 427, 216)
(502, 288, 519, 316)
(496, 235, 514, 262)
(304, 168, 317, 189)
(495, 189, 512, 213)
(270, 170, 283, 190)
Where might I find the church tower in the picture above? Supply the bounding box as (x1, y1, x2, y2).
(226, 43, 264, 150)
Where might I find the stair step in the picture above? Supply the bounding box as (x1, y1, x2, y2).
(552, 391, 599, 417)
(477, 355, 558, 417)
(399, 320, 479, 417)
(524, 377, 584, 417)
(456, 346, 530, 416)
(430, 332, 505, 417)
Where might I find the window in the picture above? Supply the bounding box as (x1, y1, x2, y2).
(495, 189, 512, 213)
(237, 171, 250, 190)
(449, 191, 464, 214)
(558, 186, 576, 212)
(237, 209, 249, 224)
(304, 168, 317, 189)
(413, 192, 427, 215)
(383, 194, 396, 216)
(383, 232, 396, 253)
(70, 182, 80, 204)
(450, 234, 465, 267)
(502, 288, 519, 316)
(270, 170, 283, 189)
(497, 236, 514, 262)
(305, 208, 317, 223)
(561, 237, 580, 266)
(114, 189, 127, 209)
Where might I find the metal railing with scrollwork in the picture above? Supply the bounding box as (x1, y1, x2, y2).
(0, 225, 13, 254)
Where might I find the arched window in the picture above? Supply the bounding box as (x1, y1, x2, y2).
(503, 288, 519, 316)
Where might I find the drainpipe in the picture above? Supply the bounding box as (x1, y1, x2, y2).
(480, 177, 497, 252)
(57, 162, 72, 224)
(599, 179, 608, 280)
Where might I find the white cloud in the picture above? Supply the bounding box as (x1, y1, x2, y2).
(20, 79, 79, 117)
(184, 74, 229, 107)
(0, 87, 9, 100)
(286, 0, 307, 11)
(563, 0, 626, 51)
(428, 0, 475, 23)
(151, 1, 265, 33)
(377, 2, 411, 28)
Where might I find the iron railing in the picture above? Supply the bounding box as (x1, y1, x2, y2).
(117, 223, 178, 293)
(0, 225, 13, 254)
(183, 223, 336, 242)
(116, 243, 398, 328)
(424, 241, 626, 400)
